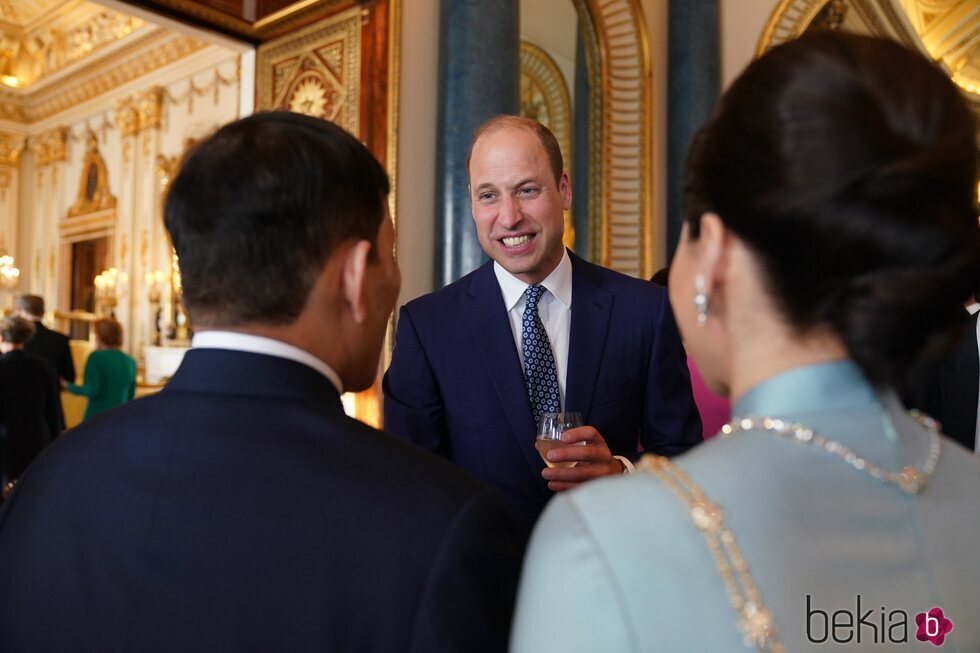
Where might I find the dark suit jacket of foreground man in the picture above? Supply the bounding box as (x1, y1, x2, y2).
(0, 348, 522, 652)
(384, 252, 702, 532)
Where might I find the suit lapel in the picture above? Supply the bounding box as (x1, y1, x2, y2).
(564, 254, 613, 423)
(463, 263, 541, 478)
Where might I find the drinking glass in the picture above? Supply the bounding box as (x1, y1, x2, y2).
(535, 412, 583, 468)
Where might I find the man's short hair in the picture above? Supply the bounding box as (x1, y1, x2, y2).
(163, 112, 391, 327)
(466, 115, 564, 185)
(0, 315, 35, 345)
(15, 295, 44, 318)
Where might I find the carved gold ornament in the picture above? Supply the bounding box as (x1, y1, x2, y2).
(257, 7, 361, 134)
(68, 133, 117, 217)
(288, 76, 332, 118)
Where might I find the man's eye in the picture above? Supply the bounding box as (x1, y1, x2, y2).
(518, 187, 539, 196)
(479, 192, 496, 201)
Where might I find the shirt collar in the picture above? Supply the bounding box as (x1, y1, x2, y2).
(493, 248, 573, 311)
(191, 330, 344, 395)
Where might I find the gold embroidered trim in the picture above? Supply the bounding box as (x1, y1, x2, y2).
(638, 455, 785, 652)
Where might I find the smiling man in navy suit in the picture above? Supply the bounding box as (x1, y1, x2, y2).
(383, 116, 701, 533)
(0, 112, 522, 652)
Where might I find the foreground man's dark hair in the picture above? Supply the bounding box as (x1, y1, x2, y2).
(164, 111, 390, 326)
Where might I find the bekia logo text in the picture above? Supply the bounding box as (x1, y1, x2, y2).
(807, 595, 954, 646)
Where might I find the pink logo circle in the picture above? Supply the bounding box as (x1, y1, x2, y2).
(915, 607, 954, 646)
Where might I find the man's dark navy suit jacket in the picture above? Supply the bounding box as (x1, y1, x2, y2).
(0, 349, 522, 652)
(384, 252, 702, 532)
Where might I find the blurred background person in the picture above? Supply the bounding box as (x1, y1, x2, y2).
(0, 316, 59, 491)
(512, 33, 980, 652)
(16, 295, 74, 433)
(65, 318, 136, 423)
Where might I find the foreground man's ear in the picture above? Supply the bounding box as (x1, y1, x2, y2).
(341, 240, 372, 324)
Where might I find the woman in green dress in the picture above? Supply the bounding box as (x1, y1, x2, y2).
(66, 318, 136, 422)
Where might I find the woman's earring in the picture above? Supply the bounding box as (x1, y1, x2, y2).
(694, 275, 709, 326)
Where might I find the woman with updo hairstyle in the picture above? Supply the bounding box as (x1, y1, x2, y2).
(66, 318, 137, 422)
(512, 32, 980, 652)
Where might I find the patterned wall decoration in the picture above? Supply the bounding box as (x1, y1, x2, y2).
(520, 40, 574, 250)
(256, 6, 362, 134)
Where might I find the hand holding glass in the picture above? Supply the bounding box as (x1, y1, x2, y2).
(535, 412, 584, 468)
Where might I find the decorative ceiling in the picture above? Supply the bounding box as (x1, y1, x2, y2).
(0, 1, 212, 125)
(0, 0, 67, 28)
(0, 1, 145, 90)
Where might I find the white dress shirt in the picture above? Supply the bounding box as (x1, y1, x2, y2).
(493, 250, 633, 474)
(494, 250, 573, 408)
(192, 331, 344, 395)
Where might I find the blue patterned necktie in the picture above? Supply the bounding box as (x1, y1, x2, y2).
(522, 284, 561, 424)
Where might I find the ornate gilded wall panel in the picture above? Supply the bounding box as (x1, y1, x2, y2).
(256, 6, 362, 134)
(67, 133, 117, 217)
(574, 0, 654, 279)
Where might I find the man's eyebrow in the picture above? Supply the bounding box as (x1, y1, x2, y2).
(473, 182, 498, 194)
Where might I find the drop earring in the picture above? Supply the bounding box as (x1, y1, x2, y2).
(694, 275, 709, 326)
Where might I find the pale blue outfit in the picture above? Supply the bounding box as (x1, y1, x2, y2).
(511, 361, 980, 652)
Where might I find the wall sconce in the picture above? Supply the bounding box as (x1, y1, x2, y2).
(0, 255, 20, 290)
(94, 267, 127, 317)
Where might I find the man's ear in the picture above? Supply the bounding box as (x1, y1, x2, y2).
(341, 239, 372, 323)
(558, 172, 571, 210)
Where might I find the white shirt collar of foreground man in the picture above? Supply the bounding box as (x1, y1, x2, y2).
(192, 330, 344, 395)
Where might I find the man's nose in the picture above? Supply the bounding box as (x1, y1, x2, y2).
(497, 196, 522, 229)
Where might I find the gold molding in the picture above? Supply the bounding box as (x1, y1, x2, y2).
(134, 87, 165, 132)
(115, 103, 140, 138)
(67, 133, 117, 217)
(0, 30, 206, 125)
(0, 133, 25, 165)
(122, 0, 354, 42)
(58, 207, 115, 243)
(29, 126, 68, 166)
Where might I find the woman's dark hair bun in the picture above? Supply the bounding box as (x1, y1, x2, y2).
(684, 31, 980, 385)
